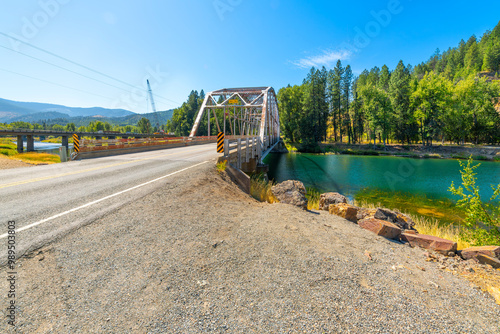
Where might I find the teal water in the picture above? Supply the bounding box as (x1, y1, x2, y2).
(264, 153, 500, 201)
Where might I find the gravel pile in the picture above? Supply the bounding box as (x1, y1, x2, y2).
(3, 161, 500, 333)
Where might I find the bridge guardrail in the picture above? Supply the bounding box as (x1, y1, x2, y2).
(79, 136, 219, 152)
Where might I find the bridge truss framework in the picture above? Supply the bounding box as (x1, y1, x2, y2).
(189, 87, 281, 152)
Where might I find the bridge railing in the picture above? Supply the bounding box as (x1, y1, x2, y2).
(222, 137, 262, 169)
(79, 136, 219, 152)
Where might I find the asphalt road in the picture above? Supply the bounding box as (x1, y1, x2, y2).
(0, 144, 219, 263)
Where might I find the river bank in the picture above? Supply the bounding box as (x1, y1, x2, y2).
(288, 142, 500, 161)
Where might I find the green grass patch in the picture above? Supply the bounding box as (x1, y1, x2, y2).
(0, 148, 17, 156)
(471, 155, 489, 161)
(0, 138, 17, 156)
(424, 153, 442, 159)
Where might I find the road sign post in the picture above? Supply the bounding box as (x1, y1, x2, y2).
(73, 134, 80, 153)
(217, 132, 224, 153)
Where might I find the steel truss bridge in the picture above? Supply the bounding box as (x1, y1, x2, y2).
(189, 87, 281, 165)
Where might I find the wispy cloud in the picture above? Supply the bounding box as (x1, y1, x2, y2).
(292, 50, 352, 69)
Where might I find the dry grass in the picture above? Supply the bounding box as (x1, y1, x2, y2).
(412, 218, 471, 250)
(353, 199, 471, 250)
(306, 187, 321, 210)
(250, 176, 277, 203)
(11, 153, 61, 165)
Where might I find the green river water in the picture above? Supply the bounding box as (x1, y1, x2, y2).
(264, 153, 500, 222)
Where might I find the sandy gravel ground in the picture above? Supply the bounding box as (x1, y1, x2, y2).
(0, 155, 33, 170)
(2, 161, 500, 333)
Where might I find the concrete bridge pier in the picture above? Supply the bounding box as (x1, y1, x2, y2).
(26, 135, 35, 152)
(62, 136, 69, 152)
(17, 135, 24, 153)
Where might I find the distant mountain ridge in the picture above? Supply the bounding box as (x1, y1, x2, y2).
(0, 97, 174, 126)
(0, 98, 135, 122)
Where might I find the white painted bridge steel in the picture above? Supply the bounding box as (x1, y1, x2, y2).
(189, 87, 281, 154)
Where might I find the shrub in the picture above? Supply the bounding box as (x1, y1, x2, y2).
(216, 160, 227, 173)
(449, 157, 500, 246)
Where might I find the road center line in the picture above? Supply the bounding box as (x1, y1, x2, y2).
(0, 145, 213, 189)
(0, 160, 209, 239)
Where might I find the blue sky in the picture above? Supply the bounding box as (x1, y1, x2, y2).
(0, 0, 499, 114)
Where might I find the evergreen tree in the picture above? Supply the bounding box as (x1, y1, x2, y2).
(482, 42, 500, 71)
(328, 60, 344, 141)
(342, 65, 354, 143)
(464, 37, 482, 73)
(388, 60, 414, 144)
(378, 65, 391, 92)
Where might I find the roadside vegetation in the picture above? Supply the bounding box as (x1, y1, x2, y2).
(216, 160, 227, 173)
(250, 174, 277, 204)
(449, 157, 500, 246)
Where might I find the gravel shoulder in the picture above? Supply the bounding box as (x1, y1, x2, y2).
(2, 161, 500, 333)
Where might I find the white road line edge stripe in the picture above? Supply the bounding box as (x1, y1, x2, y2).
(0, 160, 210, 239)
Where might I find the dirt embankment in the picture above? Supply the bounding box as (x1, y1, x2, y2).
(0, 155, 33, 169)
(2, 162, 500, 333)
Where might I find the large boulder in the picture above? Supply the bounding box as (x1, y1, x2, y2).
(271, 180, 308, 209)
(329, 203, 360, 223)
(460, 246, 500, 261)
(358, 218, 402, 240)
(319, 192, 347, 211)
(401, 232, 457, 255)
(373, 208, 416, 231)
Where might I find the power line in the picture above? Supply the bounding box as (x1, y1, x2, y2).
(0, 32, 182, 106)
(0, 43, 178, 110)
(0, 44, 136, 95)
(0, 67, 114, 100)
